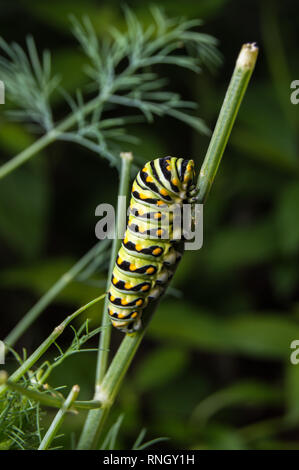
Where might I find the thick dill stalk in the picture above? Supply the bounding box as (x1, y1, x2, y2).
(77, 42, 258, 450)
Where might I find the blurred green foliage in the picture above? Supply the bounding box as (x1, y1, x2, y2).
(1, 0, 299, 450)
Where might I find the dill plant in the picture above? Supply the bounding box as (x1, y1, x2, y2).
(0, 7, 257, 450)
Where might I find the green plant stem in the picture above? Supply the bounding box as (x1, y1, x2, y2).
(4, 240, 110, 350)
(96, 152, 133, 385)
(0, 294, 105, 397)
(77, 153, 133, 450)
(0, 377, 102, 410)
(197, 43, 258, 202)
(78, 43, 258, 450)
(38, 385, 80, 450)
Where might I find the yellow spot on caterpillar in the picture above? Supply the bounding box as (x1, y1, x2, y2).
(146, 267, 155, 274)
(154, 212, 161, 219)
(152, 247, 162, 255)
(117, 257, 122, 264)
(139, 193, 148, 200)
(113, 277, 117, 285)
(156, 229, 163, 236)
(146, 175, 154, 182)
(172, 178, 178, 186)
(136, 299, 143, 306)
(118, 312, 125, 318)
(131, 312, 138, 318)
(160, 188, 168, 196)
(124, 235, 128, 244)
(138, 208, 144, 215)
(157, 200, 165, 206)
(110, 295, 115, 301)
(142, 167, 147, 172)
(121, 299, 128, 305)
(130, 264, 137, 271)
(124, 282, 132, 289)
(166, 159, 170, 164)
(166, 165, 171, 171)
(141, 285, 150, 291)
(135, 243, 142, 251)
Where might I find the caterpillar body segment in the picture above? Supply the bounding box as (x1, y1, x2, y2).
(108, 156, 197, 334)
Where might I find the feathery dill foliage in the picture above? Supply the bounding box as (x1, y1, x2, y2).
(0, 391, 42, 450)
(0, 7, 220, 167)
(0, 319, 103, 450)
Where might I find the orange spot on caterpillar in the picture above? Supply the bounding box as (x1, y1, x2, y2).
(152, 247, 162, 255)
(146, 267, 155, 274)
(160, 188, 168, 196)
(135, 299, 143, 306)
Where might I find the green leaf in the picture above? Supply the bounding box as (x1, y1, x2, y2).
(0, 258, 105, 306)
(149, 300, 299, 359)
(192, 381, 282, 426)
(202, 218, 278, 273)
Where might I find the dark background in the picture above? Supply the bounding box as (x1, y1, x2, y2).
(1, 0, 299, 450)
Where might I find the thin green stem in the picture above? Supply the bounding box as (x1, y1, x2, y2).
(96, 152, 133, 385)
(197, 43, 258, 203)
(0, 95, 107, 180)
(38, 385, 80, 450)
(0, 377, 102, 411)
(0, 294, 106, 397)
(4, 240, 110, 350)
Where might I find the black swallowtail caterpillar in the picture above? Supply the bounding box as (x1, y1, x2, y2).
(108, 156, 197, 334)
